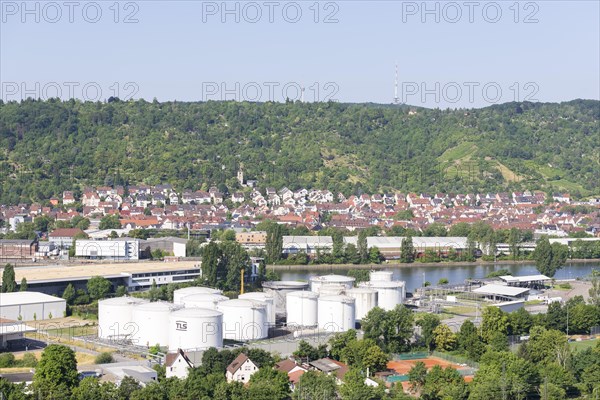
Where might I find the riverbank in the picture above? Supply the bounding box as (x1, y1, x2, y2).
(270, 258, 600, 271)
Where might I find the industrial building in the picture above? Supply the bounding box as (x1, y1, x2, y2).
(343, 236, 469, 259)
(282, 236, 333, 257)
(0, 319, 37, 349)
(140, 237, 188, 258)
(75, 239, 140, 260)
(472, 284, 530, 302)
(0, 239, 38, 261)
(11, 261, 201, 295)
(0, 292, 66, 321)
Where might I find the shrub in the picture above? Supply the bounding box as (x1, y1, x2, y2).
(19, 352, 38, 368)
(94, 352, 114, 364)
(0, 353, 16, 368)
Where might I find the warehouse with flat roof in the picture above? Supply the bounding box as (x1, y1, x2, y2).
(4, 261, 201, 295)
(0, 292, 66, 321)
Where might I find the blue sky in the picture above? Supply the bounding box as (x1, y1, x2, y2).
(1, 0, 599, 108)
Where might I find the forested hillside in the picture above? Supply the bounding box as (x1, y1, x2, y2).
(0, 99, 598, 204)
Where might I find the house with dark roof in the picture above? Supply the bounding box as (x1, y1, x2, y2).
(226, 353, 259, 383)
(165, 349, 195, 379)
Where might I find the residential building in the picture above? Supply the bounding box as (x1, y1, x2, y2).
(226, 353, 259, 383)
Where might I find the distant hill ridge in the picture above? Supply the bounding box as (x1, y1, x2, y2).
(0, 99, 598, 203)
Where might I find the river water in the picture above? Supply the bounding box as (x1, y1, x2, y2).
(279, 261, 600, 294)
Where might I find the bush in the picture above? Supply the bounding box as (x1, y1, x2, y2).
(558, 282, 572, 290)
(94, 352, 115, 364)
(0, 353, 16, 368)
(19, 352, 38, 368)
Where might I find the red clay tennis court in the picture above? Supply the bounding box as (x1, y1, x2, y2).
(387, 357, 461, 375)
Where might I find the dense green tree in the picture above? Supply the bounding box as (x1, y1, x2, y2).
(87, 276, 112, 300)
(339, 368, 385, 400)
(534, 236, 567, 277)
(480, 307, 510, 342)
(71, 378, 118, 400)
(509, 307, 533, 336)
(201, 241, 222, 287)
(265, 223, 284, 264)
(99, 214, 121, 230)
(33, 344, 79, 399)
(433, 324, 457, 351)
(422, 365, 469, 400)
(399, 236, 414, 263)
(292, 371, 337, 400)
(292, 340, 328, 362)
(407, 361, 427, 393)
(62, 283, 76, 304)
(456, 320, 485, 361)
(416, 314, 440, 351)
(19, 277, 27, 291)
(246, 368, 291, 400)
(1, 264, 17, 293)
(344, 243, 360, 264)
(357, 230, 368, 263)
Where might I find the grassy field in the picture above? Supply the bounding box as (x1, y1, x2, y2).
(569, 339, 598, 352)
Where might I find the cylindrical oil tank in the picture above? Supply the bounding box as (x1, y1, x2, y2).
(359, 281, 405, 311)
(98, 297, 149, 340)
(309, 275, 355, 293)
(286, 291, 319, 328)
(173, 286, 222, 304)
(238, 292, 276, 327)
(262, 281, 309, 316)
(180, 293, 229, 310)
(218, 299, 268, 341)
(369, 270, 393, 282)
(346, 287, 378, 320)
(318, 295, 355, 332)
(316, 284, 346, 296)
(131, 301, 182, 347)
(168, 307, 223, 351)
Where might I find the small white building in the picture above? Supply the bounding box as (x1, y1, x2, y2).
(165, 349, 195, 379)
(226, 353, 259, 383)
(0, 292, 66, 321)
(75, 239, 140, 260)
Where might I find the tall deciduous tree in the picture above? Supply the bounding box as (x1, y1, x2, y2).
(87, 276, 112, 300)
(265, 223, 283, 264)
(400, 236, 414, 263)
(534, 236, 567, 277)
(292, 371, 337, 400)
(33, 344, 79, 399)
(1, 264, 17, 293)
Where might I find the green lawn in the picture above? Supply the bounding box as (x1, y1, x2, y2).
(569, 339, 598, 352)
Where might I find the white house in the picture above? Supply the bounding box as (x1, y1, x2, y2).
(165, 349, 194, 379)
(226, 353, 259, 383)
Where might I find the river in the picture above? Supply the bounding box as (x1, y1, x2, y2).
(278, 261, 600, 294)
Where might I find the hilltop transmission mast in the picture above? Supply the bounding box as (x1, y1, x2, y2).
(393, 62, 400, 104)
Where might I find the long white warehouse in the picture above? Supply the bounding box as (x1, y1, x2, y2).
(0, 292, 66, 321)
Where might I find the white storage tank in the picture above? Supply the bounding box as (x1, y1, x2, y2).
(168, 307, 223, 351)
(131, 301, 182, 347)
(286, 291, 319, 329)
(346, 287, 378, 320)
(238, 292, 276, 328)
(98, 297, 149, 340)
(318, 295, 355, 332)
(173, 287, 222, 304)
(359, 281, 405, 311)
(262, 281, 309, 316)
(370, 270, 393, 282)
(309, 274, 355, 293)
(180, 293, 229, 310)
(316, 284, 346, 296)
(218, 299, 268, 341)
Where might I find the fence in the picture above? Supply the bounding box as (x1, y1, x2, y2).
(431, 351, 479, 369)
(393, 351, 429, 360)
